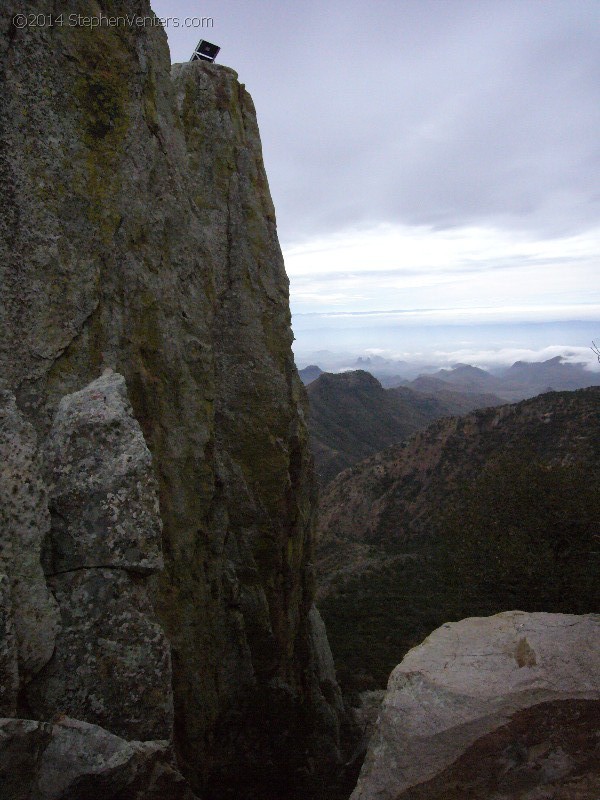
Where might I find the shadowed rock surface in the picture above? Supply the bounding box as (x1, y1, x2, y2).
(0, 391, 60, 686)
(351, 612, 600, 800)
(0, 574, 18, 717)
(0, 1, 344, 797)
(0, 716, 196, 800)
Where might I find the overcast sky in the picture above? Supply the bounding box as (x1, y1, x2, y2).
(153, 0, 600, 369)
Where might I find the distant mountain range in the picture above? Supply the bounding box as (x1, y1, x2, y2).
(315, 387, 600, 691)
(301, 356, 599, 400)
(305, 370, 505, 485)
(403, 356, 600, 401)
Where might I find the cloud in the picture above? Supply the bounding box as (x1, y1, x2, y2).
(427, 345, 600, 372)
(156, 0, 600, 242)
(284, 223, 600, 314)
(293, 338, 600, 374)
(294, 304, 600, 325)
(157, 1, 600, 366)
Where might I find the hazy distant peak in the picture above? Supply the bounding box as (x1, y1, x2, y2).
(298, 364, 323, 385)
(509, 355, 564, 369)
(440, 364, 492, 377)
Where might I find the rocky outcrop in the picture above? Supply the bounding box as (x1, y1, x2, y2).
(0, 1, 343, 796)
(24, 372, 172, 743)
(351, 612, 600, 800)
(42, 371, 163, 576)
(0, 391, 60, 689)
(0, 716, 196, 800)
(0, 373, 195, 797)
(28, 567, 173, 741)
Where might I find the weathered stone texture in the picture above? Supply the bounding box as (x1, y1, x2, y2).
(0, 1, 342, 795)
(42, 371, 163, 575)
(0, 369, 191, 791)
(0, 391, 60, 682)
(0, 573, 18, 717)
(22, 372, 172, 741)
(27, 566, 173, 742)
(0, 716, 198, 800)
(351, 611, 600, 800)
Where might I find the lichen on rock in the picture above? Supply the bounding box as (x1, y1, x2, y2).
(0, 1, 344, 796)
(27, 371, 173, 743)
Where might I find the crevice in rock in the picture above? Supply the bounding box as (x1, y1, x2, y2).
(44, 564, 153, 578)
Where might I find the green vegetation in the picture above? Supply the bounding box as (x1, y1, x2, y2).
(435, 455, 599, 614)
(320, 454, 599, 692)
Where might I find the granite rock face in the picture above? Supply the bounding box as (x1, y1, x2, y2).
(351, 611, 600, 800)
(0, 391, 60, 683)
(0, 573, 18, 717)
(0, 716, 196, 800)
(26, 372, 173, 742)
(0, 372, 194, 795)
(27, 566, 173, 742)
(0, 1, 342, 796)
(42, 371, 163, 575)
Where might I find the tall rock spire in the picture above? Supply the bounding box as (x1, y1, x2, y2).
(0, 3, 343, 797)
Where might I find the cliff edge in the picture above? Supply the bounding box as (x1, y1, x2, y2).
(0, 2, 343, 798)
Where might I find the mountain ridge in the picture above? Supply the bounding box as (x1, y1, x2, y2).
(316, 387, 600, 690)
(400, 356, 598, 400)
(306, 369, 506, 485)
(300, 355, 600, 400)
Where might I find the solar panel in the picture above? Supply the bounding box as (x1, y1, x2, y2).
(190, 40, 220, 63)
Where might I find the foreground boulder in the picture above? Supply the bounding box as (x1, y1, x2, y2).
(0, 373, 196, 797)
(352, 611, 600, 800)
(0, 716, 196, 800)
(41, 370, 163, 576)
(27, 372, 173, 743)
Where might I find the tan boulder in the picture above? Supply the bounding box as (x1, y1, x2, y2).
(352, 611, 600, 800)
